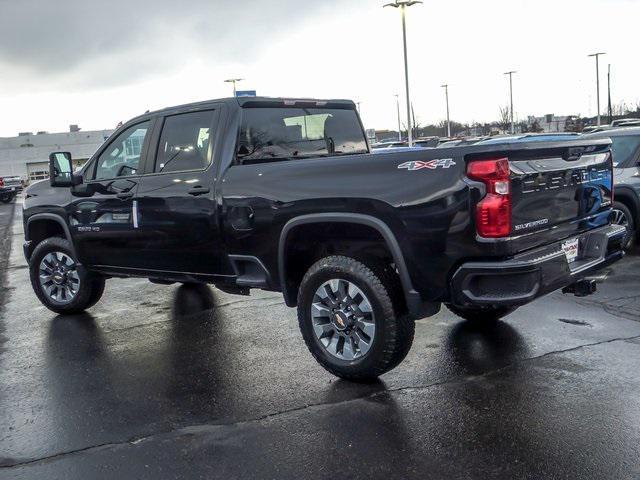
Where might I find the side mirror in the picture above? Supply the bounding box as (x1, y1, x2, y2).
(49, 152, 73, 187)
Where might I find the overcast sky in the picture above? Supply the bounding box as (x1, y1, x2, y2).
(0, 0, 638, 137)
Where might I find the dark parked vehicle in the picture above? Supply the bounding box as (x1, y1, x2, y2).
(587, 126, 640, 249)
(23, 97, 625, 380)
(0, 176, 22, 203)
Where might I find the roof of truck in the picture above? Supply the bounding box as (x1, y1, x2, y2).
(139, 97, 356, 118)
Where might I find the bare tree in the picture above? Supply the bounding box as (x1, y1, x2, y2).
(498, 106, 511, 132)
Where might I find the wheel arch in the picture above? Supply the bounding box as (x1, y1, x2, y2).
(614, 186, 640, 230)
(278, 213, 424, 316)
(25, 214, 77, 261)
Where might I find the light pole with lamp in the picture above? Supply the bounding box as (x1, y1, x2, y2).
(384, 0, 422, 147)
(588, 53, 606, 126)
(224, 78, 244, 97)
(441, 84, 451, 137)
(394, 94, 402, 141)
(504, 71, 517, 134)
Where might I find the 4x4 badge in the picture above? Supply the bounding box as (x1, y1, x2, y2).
(398, 159, 456, 171)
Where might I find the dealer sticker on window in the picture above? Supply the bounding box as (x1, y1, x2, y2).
(562, 238, 580, 263)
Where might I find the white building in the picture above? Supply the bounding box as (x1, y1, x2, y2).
(0, 127, 113, 182)
(527, 114, 577, 133)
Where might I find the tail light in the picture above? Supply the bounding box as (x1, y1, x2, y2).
(0, 178, 4, 188)
(467, 158, 512, 238)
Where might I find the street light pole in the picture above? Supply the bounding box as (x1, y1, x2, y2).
(588, 53, 606, 126)
(607, 64, 613, 124)
(441, 84, 451, 137)
(224, 78, 244, 97)
(384, 0, 422, 147)
(504, 71, 517, 134)
(394, 94, 402, 141)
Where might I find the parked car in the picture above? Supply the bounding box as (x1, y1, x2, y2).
(414, 137, 440, 148)
(587, 126, 640, 249)
(611, 118, 640, 128)
(22, 96, 625, 380)
(0, 176, 22, 203)
(371, 141, 407, 149)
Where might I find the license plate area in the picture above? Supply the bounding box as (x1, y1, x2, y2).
(562, 237, 580, 263)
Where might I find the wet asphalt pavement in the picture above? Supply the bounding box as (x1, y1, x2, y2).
(1, 199, 639, 479)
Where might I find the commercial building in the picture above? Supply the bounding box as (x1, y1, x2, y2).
(526, 114, 578, 133)
(0, 126, 113, 182)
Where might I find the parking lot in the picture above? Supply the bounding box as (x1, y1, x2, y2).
(0, 198, 639, 479)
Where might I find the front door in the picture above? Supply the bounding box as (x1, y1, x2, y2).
(134, 108, 230, 276)
(71, 120, 152, 268)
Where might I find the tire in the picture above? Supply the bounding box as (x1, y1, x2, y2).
(29, 237, 106, 314)
(611, 201, 636, 250)
(446, 304, 516, 323)
(0, 194, 13, 204)
(297, 255, 415, 381)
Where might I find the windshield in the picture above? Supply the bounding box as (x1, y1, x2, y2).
(237, 107, 368, 164)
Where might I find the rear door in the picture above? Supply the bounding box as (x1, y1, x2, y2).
(134, 107, 229, 275)
(72, 120, 153, 268)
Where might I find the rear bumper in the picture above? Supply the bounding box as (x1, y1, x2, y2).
(450, 224, 626, 308)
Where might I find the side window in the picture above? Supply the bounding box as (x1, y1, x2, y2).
(94, 122, 150, 180)
(155, 110, 215, 173)
(610, 136, 640, 167)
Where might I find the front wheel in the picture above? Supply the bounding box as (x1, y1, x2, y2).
(29, 237, 106, 315)
(297, 255, 415, 381)
(446, 304, 516, 323)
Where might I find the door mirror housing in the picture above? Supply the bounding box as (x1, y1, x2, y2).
(49, 152, 74, 187)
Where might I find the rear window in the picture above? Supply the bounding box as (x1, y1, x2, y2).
(610, 135, 640, 167)
(237, 107, 367, 164)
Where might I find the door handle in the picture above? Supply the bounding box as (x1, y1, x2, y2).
(188, 186, 210, 196)
(117, 191, 134, 200)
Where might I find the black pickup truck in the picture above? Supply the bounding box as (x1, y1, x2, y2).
(22, 97, 625, 380)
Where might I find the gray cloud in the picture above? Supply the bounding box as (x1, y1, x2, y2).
(0, 0, 356, 88)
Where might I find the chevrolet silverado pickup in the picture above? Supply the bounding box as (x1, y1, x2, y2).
(22, 97, 625, 380)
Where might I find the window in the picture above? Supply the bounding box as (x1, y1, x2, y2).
(237, 107, 368, 164)
(95, 122, 150, 180)
(155, 111, 215, 173)
(610, 135, 640, 167)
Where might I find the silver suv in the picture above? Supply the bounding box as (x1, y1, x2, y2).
(588, 126, 640, 249)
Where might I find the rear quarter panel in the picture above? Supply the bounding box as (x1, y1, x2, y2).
(220, 149, 472, 300)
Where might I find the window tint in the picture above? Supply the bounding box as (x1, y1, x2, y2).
(610, 135, 640, 167)
(95, 122, 150, 180)
(237, 107, 368, 164)
(155, 111, 215, 173)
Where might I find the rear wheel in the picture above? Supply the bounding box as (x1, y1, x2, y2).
(0, 193, 14, 204)
(297, 255, 414, 381)
(29, 237, 106, 314)
(446, 304, 516, 323)
(611, 201, 636, 250)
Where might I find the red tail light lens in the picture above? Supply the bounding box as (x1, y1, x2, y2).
(0, 178, 4, 188)
(467, 158, 512, 238)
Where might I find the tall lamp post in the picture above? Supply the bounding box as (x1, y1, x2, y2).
(224, 78, 244, 96)
(384, 0, 422, 147)
(588, 52, 606, 126)
(504, 71, 517, 134)
(394, 94, 402, 141)
(441, 84, 451, 137)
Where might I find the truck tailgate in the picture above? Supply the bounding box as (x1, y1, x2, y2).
(510, 148, 613, 235)
(466, 139, 614, 254)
